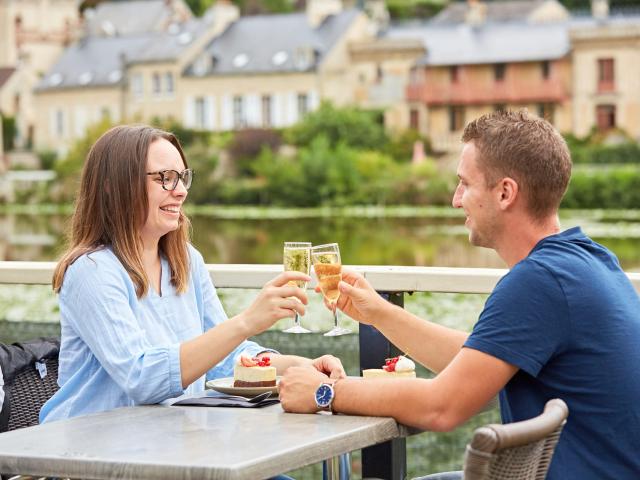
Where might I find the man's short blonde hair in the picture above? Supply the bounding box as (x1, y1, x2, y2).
(462, 110, 572, 221)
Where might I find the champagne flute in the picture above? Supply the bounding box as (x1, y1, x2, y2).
(311, 243, 350, 336)
(283, 242, 312, 334)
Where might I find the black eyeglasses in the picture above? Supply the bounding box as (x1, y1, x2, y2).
(146, 169, 194, 191)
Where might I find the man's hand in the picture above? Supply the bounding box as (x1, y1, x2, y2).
(331, 270, 393, 325)
(279, 366, 328, 413)
(311, 354, 346, 379)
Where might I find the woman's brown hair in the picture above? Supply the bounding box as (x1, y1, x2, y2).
(52, 125, 191, 297)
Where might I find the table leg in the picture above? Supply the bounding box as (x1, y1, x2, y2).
(323, 453, 351, 480)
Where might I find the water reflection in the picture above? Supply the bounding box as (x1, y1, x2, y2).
(1, 212, 639, 271)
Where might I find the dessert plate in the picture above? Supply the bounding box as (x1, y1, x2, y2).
(206, 376, 281, 398)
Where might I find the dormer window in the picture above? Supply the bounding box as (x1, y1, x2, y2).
(108, 69, 123, 83)
(49, 73, 64, 87)
(78, 72, 93, 85)
(272, 51, 288, 66)
(193, 55, 210, 76)
(178, 32, 193, 45)
(233, 53, 249, 69)
(295, 47, 316, 70)
(101, 20, 116, 36)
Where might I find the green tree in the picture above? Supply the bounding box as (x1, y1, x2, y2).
(252, 136, 361, 206)
(49, 118, 114, 202)
(184, 0, 215, 16)
(287, 102, 387, 151)
(1, 115, 16, 152)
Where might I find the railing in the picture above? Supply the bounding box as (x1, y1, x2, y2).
(3, 261, 638, 293)
(2, 261, 639, 479)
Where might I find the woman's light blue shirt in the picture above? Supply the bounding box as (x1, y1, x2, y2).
(40, 245, 270, 422)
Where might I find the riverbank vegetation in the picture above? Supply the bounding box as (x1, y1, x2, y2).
(8, 103, 640, 210)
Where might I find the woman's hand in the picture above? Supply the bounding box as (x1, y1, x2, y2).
(311, 354, 346, 379)
(241, 271, 311, 337)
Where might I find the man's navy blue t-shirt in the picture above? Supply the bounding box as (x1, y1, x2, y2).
(465, 227, 640, 479)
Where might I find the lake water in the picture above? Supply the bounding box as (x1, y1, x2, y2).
(1, 208, 639, 478)
(2, 208, 640, 270)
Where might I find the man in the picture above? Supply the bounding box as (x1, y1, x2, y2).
(279, 110, 640, 479)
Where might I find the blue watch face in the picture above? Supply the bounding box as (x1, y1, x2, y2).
(315, 384, 334, 408)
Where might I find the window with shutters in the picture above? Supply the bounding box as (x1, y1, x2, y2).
(261, 95, 272, 128)
(596, 104, 616, 131)
(449, 106, 465, 132)
(233, 95, 245, 128)
(597, 58, 614, 92)
(194, 97, 206, 130)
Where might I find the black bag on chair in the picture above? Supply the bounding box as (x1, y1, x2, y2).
(0, 337, 60, 433)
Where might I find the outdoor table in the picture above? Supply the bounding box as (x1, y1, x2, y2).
(0, 403, 413, 480)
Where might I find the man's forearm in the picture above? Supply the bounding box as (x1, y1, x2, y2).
(374, 305, 469, 373)
(331, 376, 456, 431)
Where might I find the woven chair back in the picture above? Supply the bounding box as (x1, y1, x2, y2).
(6, 357, 60, 431)
(463, 399, 569, 480)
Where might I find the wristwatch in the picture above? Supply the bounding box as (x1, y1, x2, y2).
(315, 381, 336, 412)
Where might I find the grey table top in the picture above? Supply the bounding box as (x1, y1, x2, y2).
(0, 404, 410, 480)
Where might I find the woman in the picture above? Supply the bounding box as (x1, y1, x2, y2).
(40, 125, 343, 423)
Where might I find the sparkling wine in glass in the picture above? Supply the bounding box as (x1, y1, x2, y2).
(311, 243, 350, 336)
(283, 242, 312, 334)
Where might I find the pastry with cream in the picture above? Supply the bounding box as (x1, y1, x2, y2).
(362, 355, 416, 378)
(233, 354, 277, 387)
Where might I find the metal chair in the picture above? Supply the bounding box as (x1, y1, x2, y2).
(462, 398, 569, 480)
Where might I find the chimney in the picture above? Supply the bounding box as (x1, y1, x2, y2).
(206, 0, 240, 37)
(364, 0, 390, 33)
(307, 0, 343, 28)
(465, 0, 487, 26)
(591, 0, 609, 20)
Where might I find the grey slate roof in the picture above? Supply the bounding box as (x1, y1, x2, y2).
(36, 18, 207, 91)
(186, 9, 361, 76)
(385, 20, 570, 66)
(83, 0, 191, 37)
(430, 0, 560, 25)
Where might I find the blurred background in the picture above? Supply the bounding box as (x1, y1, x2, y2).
(1, 0, 639, 477)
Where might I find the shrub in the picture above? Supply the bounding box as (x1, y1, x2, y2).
(1, 115, 16, 152)
(562, 167, 640, 209)
(228, 129, 282, 175)
(385, 129, 432, 163)
(287, 102, 387, 151)
(182, 142, 219, 205)
(37, 150, 57, 170)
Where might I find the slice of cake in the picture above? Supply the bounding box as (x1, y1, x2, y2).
(233, 354, 277, 387)
(362, 355, 416, 379)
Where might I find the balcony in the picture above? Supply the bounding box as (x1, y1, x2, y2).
(407, 78, 569, 106)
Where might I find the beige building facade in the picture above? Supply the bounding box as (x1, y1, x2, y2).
(571, 22, 640, 140)
(34, 0, 379, 155)
(0, 0, 80, 148)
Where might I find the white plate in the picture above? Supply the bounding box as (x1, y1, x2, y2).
(206, 376, 280, 398)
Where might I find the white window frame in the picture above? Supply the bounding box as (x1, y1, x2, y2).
(131, 73, 144, 100)
(165, 72, 174, 97)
